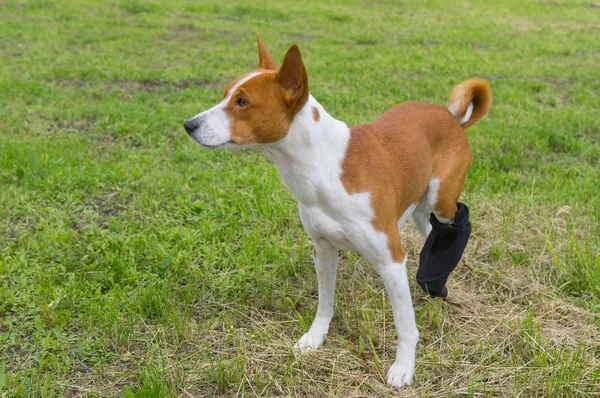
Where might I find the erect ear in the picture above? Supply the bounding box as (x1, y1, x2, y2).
(256, 32, 278, 70)
(277, 44, 309, 108)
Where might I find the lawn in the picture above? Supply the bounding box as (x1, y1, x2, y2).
(0, 0, 599, 396)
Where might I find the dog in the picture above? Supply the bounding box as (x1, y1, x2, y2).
(184, 34, 491, 387)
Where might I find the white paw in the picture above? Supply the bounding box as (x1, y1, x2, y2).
(293, 332, 325, 353)
(386, 362, 415, 387)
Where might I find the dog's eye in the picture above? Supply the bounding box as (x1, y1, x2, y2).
(235, 97, 248, 107)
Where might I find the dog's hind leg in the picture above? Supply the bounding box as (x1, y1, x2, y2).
(417, 202, 471, 298)
(294, 238, 338, 352)
(416, 148, 473, 298)
(353, 222, 418, 388)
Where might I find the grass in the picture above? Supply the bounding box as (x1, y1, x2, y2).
(0, 0, 599, 396)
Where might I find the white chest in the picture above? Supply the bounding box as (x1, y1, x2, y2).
(299, 203, 357, 251)
(266, 96, 379, 251)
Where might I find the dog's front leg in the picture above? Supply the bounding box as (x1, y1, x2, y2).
(376, 259, 419, 387)
(294, 239, 338, 352)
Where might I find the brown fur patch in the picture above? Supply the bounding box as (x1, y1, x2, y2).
(225, 72, 294, 145)
(224, 45, 309, 146)
(341, 102, 475, 263)
(312, 107, 320, 122)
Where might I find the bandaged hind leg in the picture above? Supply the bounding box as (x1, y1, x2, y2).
(416, 202, 471, 298)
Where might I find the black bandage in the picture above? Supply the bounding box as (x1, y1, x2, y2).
(416, 202, 471, 298)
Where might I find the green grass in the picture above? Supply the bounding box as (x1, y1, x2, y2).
(1, 0, 599, 396)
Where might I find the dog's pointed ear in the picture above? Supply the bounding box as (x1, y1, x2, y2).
(256, 33, 278, 70)
(277, 44, 309, 107)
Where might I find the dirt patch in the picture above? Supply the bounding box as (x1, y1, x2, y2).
(5, 215, 36, 241)
(483, 73, 578, 92)
(63, 360, 136, 397)
(92, 191, 132, 227)
(56, 119, 96, 132)
(290, 33, 322, 42)
(161, 25, 239, 44)
(187, 271, 599, 396)
(419, 40, 438, 46)
(152, 79, 208, 89)
(57, 79, 216, 92)
(161, 26, 204, 42)
(41, 115, 160, 151)
(135, 79, 211, 90)
(355, 36, 379, 46)
(545, 1, 566, 6)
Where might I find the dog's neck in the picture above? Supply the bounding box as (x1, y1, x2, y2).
(264, 95, 350, 205)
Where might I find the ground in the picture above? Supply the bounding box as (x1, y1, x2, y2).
(0, 0, 599, 397)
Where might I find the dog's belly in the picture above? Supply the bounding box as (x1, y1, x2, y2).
(299, 204, 357, 251)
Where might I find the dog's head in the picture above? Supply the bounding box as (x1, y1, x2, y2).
(184, 34, 309, 149)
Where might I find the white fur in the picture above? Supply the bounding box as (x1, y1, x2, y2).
(412, 201, 432, 238)
(426, 177, 454, 224)
(459, 102, 474, 125)
(449, 100, 474, 126)
(426, 177, 440, 208)
(398, 203, 417, 229)
(264, 95, 418, 386)
(188, 72, 263, 148)
(412, 178, 440, 238)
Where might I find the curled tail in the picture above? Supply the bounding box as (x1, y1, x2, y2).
(448, 78, 492, 129)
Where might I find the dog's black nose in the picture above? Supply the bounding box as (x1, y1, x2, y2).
(184, 119, 197, 134)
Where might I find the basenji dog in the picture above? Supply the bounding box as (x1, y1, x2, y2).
(184, 34, 491, 387)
